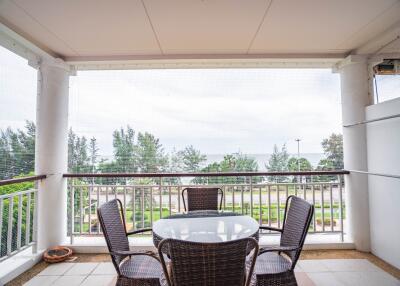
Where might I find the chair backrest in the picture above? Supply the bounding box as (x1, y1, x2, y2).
(158, 238, 258, 286)
(97, 199, 129, 269)
(280, 195, 314, 266)
(182, 187, 223, 211)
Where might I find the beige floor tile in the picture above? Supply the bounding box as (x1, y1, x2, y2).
(64, 263, 99, 276)
(295, 272, 316, 286)
(80, 275, 117, 286)
(37, 263, 75, 276)
(298, 260, 330, 272)
(334, 271, 400, 286)
(52, 275, 87, 286)
(23, 275, 59, 286)
(322, 259, 382, 272)
(92, 262, 117, 275)
(307, 272, 345, 286)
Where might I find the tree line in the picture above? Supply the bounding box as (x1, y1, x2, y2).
(0, 121, 343, 186)
(265, 133, 343, 182)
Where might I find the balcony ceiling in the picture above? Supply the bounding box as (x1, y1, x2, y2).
(0, 0, 400, 62)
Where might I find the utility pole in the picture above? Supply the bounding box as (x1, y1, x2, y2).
(295, 138, 301, 183)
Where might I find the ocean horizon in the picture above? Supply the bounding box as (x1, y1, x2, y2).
(97, 153, 325, 170)
(205, 153, 325, 170)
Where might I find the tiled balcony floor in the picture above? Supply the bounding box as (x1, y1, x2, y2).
(7, 251, 400, 286)
(19, 259, 400, 286)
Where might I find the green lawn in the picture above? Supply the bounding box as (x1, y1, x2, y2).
(74, 202, 345, 233)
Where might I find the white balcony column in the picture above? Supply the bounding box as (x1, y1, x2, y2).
(35, 58, 70, 250)
(337, 55, 371, 251)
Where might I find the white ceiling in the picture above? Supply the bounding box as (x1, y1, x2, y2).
(0, 0, 399, 62)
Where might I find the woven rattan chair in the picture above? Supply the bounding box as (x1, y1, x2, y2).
(254, 195, 314, 286)
(98, 199, 163, 286)
(158, 238, 259, 286)
(181, 187, 223, 212)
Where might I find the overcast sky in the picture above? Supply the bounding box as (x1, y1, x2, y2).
(69, 67, 345, 156)
(1, 45, 344, 156)
(9, 45, 400, 157)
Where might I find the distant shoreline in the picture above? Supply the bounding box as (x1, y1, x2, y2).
(97, 153, 325, 170)
(205, 153, 324, 170)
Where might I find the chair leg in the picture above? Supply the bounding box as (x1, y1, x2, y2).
(117, 276, 161, 286)
(256, 271, 297, 286)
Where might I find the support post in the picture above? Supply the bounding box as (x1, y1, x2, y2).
(336, 55, 371, 251)
(35, 59, 70, 250)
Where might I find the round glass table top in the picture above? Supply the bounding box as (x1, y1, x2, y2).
(153, 214, 259, 243)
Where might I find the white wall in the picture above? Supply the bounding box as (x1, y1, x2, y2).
(366, 97, 400, 268)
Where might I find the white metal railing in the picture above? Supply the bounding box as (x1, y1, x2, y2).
(0, 188, 38, 261)
(67, 173, 345, 243)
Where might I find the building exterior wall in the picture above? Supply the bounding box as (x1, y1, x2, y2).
(366, 97, 400, 269)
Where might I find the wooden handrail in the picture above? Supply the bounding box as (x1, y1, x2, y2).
(63, 170, 349, 178)
(0, 175, 47, 186)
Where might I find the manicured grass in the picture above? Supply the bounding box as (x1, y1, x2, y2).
(74, 202, 345, 233)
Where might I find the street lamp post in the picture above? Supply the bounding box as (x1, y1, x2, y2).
(295, 139, 301, 183)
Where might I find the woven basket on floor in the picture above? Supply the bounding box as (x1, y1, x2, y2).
(43, 246, 72, 263)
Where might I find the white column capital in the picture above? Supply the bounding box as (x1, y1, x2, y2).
(39, 58, 76, 74)
(332, 55, 367, 73)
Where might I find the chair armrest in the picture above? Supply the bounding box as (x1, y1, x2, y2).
(126, 228, 152, 236)
(259, 245, 299, 255)
(259, 225, 283, 232)
(111, 250, 160, 262)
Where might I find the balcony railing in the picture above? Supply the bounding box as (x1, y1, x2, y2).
(65, 171, 348, 243)
(0, 175, 45, 261)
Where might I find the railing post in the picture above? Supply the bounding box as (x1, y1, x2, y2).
(159, 177, 162, 220)
(32, 186, 38, 254)
(88, 185, 92, 235)
(267, 185, 271, 229)
(132, 187, 136, 230)
(70, 179, 74, 245)
(312, 184, 316, 232)
(7, 195, 14, 256)
(25, 193, 31, 246)
(276, 184, 280, 228)
(258, 177, 262, 225)
(250, 176, 253, 218)
(339, 175, 344, 242)
(0, 199, 3, 254)
(17, 194, 22, 250)
(141, 187, 145, 228)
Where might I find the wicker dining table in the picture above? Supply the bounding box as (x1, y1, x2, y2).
(152, 210, 259, 248)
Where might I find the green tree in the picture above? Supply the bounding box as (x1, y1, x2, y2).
(68, 128, 90, 173)
(197, 152, 259, 184)
(96, 159, 120, 184)
(287, 157, 312, 172)
(315, 158, 336, 182)
(321, 133, 343, 170)
(168, 148, 183, 172)
(178, 145, 206, 172)
(0, 121, 35, 179)
(265, 144, 289, 182)
(113, 126, 136, 173)
(89, 137, 99, 173)
(136, 132, 168, 173)
(314, 133, 343, 182)
(165, 148, 183, 184)
(0, 129, 13, 179)
(287, 157, 312, 182)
